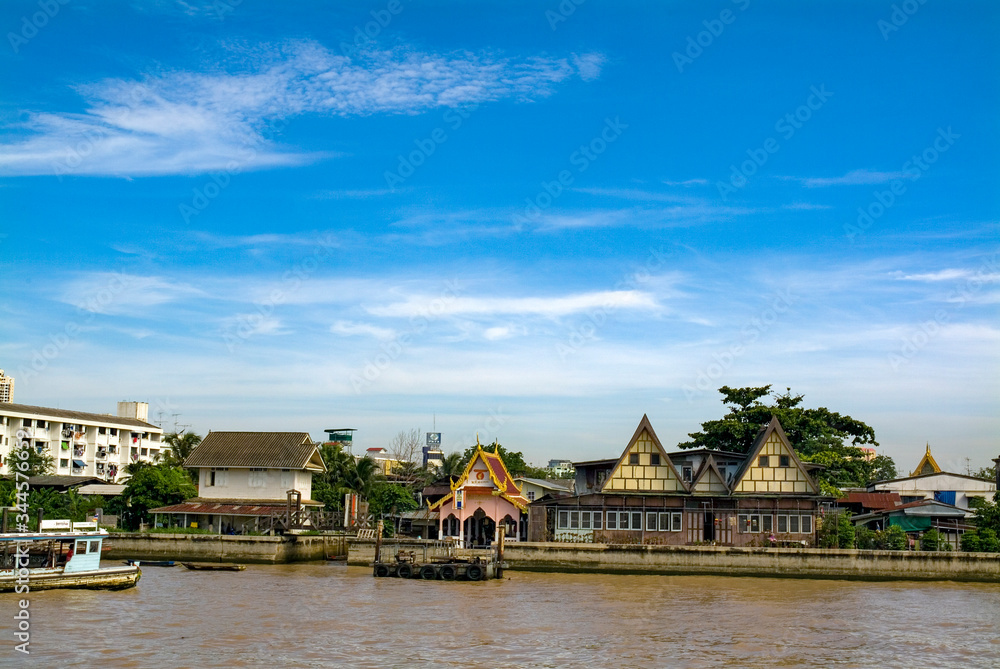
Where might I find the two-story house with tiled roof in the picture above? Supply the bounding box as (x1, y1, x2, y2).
(150, 431, 327, 534)
(530, 415, 830, 546)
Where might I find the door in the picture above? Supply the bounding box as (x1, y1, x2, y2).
(703, 512, 715, 542)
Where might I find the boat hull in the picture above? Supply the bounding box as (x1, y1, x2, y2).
(0, 565, 140, 592)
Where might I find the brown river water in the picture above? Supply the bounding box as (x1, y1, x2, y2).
(4, 562, 1000, 668)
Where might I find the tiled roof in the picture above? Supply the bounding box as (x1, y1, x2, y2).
(0, 402, 160, 430)
(183, 432, 326, 471)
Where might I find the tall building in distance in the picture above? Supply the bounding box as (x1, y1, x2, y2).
(0, 370, 13, 403)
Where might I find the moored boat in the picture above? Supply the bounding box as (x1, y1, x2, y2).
(0, 522, 140, 592)
(182, 562, 246, 571)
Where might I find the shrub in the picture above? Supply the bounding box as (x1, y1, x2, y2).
(876, 525, 908, 551)
(920, 528, 941, 551)
(855, 527, 877, 550)
(978, 528, 1000, 552)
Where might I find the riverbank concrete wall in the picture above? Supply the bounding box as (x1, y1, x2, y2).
(104, 532, 348, 564)
(348, 540, 1000, 582)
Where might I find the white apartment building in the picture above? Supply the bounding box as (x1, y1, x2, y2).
(0, 370, 13, 403)
(0, 401, 165, 482)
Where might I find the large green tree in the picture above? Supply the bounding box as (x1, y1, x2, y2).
(679, 385, 895, 494)
(107, 464, 197, 530)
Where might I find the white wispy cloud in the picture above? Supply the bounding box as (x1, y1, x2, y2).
(330, 320, 397, 340)
(61, 273, 206, 315)
(894, 268, 983, 282)
(533, 205, 747, 231)
(366, 290, 659, 318)
(661, 178, 708, 187)
(783, 169, 912, 188)
(0, 41, 603, 177)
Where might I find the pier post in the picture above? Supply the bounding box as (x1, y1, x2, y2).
(373, 519, 384, 575)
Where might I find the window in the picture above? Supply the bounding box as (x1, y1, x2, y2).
(657, 512, 683, 532)
(789, 515, 800, 533)
(650, 453, 660, 466)
(248, 468, 267, 488)
(647, 512, 658, 531)
(682, 466, 692, 482)
(110, 428, 118, 436)
(606, 512, 617, 530)
(98, 426, 107, 435)
(581, 512, 591, 530)
(59, 459, 69, 468)
(570, 511, 579, 529)
(37, 420, 47, 429)
(779, 455, 790, 467)
(526, 491, 535, 501)
(628, 453, 639, 465)
(738, 514, 774, 533)
(90, 540, 100, 553)
(631, 512, 642, 530)
(801, 515, 813, 534)
(558, 511, 569, 529)
(76, 540, 89, 554)
(592, 512, 602, 530)
(777, 515, 787, 533)
(758, 456, 770, 467)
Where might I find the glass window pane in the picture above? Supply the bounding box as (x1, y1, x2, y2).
(632, 512, 642, 530)
(778, 515, 787, 533)
(582, 512, 591, 530)
(738, 514, 748, 533)
(801, 515, 812, 533)
(790, 515, 800, 533)
(607, 512, 617, 529)
(558, 511, 568, 529)
(672, 513, 682, 532)
(647, 512, 657, 531)
(751, 516, 760, 533)
(593, 512, 602, 530)
(762, 515, 773, 532)
(659, 513, 670, 531)
(570, 511, 579, 529)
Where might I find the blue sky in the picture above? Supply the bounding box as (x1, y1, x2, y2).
(1, 1, 997, 472)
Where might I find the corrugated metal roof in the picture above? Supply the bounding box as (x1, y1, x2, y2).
(840, 491, 901, 510)
(149, 500, 321, 516)
(183, 432, 326, 471)
(0, 402, 161, 430)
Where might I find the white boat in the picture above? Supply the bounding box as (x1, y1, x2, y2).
(0, 521, 140, 592)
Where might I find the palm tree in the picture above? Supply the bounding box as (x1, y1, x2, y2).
(436, 452, 465, 481)
(346, 457, 381, 500)
(162, 432, 202, 467)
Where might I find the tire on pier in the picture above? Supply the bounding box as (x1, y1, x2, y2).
(374, 564, 390, 578)
(465, 564, 484, 581)
(419, 565, 438, 580)
(440, 564, 457, 581)
(396, 564, 413, 579)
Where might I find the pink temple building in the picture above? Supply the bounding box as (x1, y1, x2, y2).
(429, 442, 529, 546)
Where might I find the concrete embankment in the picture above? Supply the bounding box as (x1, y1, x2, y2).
(348, 540, 1000, 582)
(104, 532, 348, 564)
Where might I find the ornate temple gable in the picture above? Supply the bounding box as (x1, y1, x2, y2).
(602, 414, 686, 494)
(911, 444, 942, 476)
(429, 442, 528, 511)
(690, 456, 729, 495)
(731, 417, 819, 495)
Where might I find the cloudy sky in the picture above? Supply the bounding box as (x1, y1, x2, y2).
(1, 1, 997, 471)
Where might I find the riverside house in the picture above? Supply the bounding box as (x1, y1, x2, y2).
(150, 431, 327, 534)
(530, 415, 829, 546)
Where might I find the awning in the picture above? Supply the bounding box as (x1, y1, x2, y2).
(72, 459, 86, 468)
